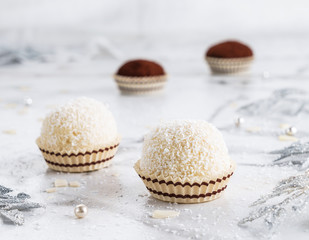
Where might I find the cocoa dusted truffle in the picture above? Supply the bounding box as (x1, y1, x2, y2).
(206, 41, 253, 58)
(117, 59, 165, 77)
(114, 59, 167, 94)
(205, 40, 254, 74)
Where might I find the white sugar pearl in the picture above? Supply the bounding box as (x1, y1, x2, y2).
(285, 126, 297, 136)
(74, 204, 88, 218)
(235, 117, 244, 127)
(24, 97, 33, 106)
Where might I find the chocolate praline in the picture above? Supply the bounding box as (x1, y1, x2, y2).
(206, 41, 253, 59)
(117, 59, 165, 77)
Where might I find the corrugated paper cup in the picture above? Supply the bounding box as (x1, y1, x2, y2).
(114, 74, 167, 94)
(206, 56, 253, 74)
(134, 160, 235, 203)
(37, 137, 120, 173)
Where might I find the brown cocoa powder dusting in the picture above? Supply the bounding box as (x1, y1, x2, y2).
(117, 59, 165, 77)
(206, 41, 253, 58)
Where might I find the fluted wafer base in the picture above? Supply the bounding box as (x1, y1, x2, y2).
(37, 138, 120, 173)
(114, 74, 167, 95)
(134, 160, 235, 203)
(206, 56, 253, 74)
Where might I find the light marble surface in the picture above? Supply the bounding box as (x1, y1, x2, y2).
(1, 35, 309, 240)
(1, 0, 309, 38)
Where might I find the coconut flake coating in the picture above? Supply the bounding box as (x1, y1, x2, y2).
(37, 97, 118, 153)
(140, 120, 232, 179)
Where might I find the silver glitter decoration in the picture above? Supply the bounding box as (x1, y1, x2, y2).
(24, 97, 33, 106)
(0, 185, 42, 225)
(239, 170, 309, 229)
(235, 117, 244, 128)
(0, 210, 24, 225)
(285, 126, 298, 136)
(0, 47, 45, 66)
(0, 185, 12, 195)
(270, 142, 309, 170)
(2, 202, 42, 211)
(238, 88, 308, 116)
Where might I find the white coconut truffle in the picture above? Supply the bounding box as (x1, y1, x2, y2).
(140, 120, 232, 179)
(37, 97, 118, 153)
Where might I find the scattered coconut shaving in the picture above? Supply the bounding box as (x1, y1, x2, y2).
(54, 179, 68, 187)
(46, 188, 57, 193)
(18, 86, 30, 92)
(279, 123, 290, 129)
(5, 103, 17, 109)
(278, 135, 298, 142)
(246, 126, 261, 133)
(69, 181, 81, 188)
(18, 107, 29, 115)
(152, 210, 180, 219)
(3, 129, 16, 135)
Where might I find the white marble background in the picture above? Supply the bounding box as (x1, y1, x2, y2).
(1, 1, 309, 240)
(0, 0, 309, 48)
